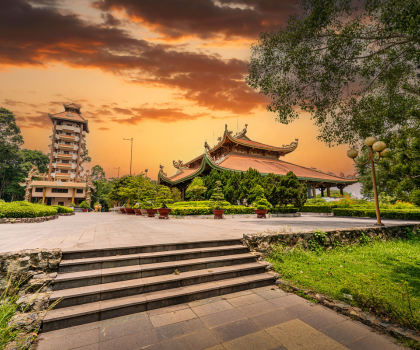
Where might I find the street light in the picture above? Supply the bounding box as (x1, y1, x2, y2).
(123, 138, 133, 175)
(347, 136, 389, 226)
(113, 167, 120, 178)
(145, 169, 148, 178)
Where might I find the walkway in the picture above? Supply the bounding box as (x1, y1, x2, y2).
(36, 285, 402, 350)
(1, 213, 418, 253)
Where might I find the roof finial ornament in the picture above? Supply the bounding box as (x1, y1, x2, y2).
(225, 124, 228, 131)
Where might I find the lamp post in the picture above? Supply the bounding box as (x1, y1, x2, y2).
(123, 138, 133, 175)
(113, 167, 120, 178)
(347, 136, 389, 226)
(145, 169, 148, 178)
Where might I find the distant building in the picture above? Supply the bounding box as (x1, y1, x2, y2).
(20, 103, 95, 206)
(158, 124, 358, 200)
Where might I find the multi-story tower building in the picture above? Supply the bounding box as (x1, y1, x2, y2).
(21, 103, 94, 206)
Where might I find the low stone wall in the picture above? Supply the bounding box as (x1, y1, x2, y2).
(1, 248, 62, 350)
(0, 212, 74, 224)
(242, 224, 420, 257)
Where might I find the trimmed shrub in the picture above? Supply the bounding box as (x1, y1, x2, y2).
(171, 201, 230, 207)
(333, 208, 420, 220)
(0, 201, 58, 218)
(170, 205, 255, 216)
(270, 207, 299, 214)
(299, 205, 335, 213)
(79, 201, 90, 209)
(52, 205, 74, 214)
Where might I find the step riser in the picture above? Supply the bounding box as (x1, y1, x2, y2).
(54, 256, 257, 290)
(51, 266, 266, 309)
(63, 240, 242, 260)
(59, 247, 249, 273)
(43, 278, 274, 332)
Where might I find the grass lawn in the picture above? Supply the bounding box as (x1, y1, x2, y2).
(267, 234, 420, 333)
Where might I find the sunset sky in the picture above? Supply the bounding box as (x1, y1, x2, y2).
(1, 0, 360, 195)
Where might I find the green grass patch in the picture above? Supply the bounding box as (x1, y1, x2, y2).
(267, 233, 420, 332)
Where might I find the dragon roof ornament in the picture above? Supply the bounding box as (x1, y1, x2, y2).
(173, 160, 189, 170)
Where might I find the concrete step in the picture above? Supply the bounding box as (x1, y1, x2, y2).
(62, 238, 242, 260)
(43, 273, 275, 332)
(50, 263, 266, 308)
(59, 245, 249, 273)
(54, 253, 257, 290)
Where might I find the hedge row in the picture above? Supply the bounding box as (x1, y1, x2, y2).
(333, 208, 420, 220)
(171, 201, 230, 207)
(269, 207, 299, 214)
(52, 205, 74, 214)
(170, 205, 255, 216)
(0, 201, 58, 218)
(299, 205, 334, 213)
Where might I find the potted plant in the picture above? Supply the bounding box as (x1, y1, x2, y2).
(143, 184, 158, 217)
(155, 186, 173, 219)
(139, 202, 148, 216)
(79, 200, 90, 212)
(69, 202, 76, 208)
(209, 181, 227, 219)
(132, 204, 142, 216)
(250, 185, 271, 218)
(125, 203, 135, 215)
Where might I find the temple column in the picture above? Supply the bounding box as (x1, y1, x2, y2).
(306, 183, 313, 198)
(48, 120, 57, 180)
(320, 187, 325, 198)
(182, 187, 185, 201)
(312, 185, 316, 198)
(42, 187, 46, 204)
(337, 184, 345, 196)
(327, 187, 331, 197)
(72, 188, 75, 204)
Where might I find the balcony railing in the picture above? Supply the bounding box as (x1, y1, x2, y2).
(62, 125, 75, 132)
(55, 173, 71, 178)
(58, 143, 74, 150)
(55, 163, 72, 169)
(59, 135, 75, 141)
(57, 153, 73, 159)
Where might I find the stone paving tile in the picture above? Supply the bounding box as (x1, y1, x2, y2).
(36, 328, 99, 350)
(99, 311, 149, 327)
(149, 308, 197, 328)
(71, 344, 98, 350)
(159, 329, 220, 350)
(147, 303, 189, 317)
(200, 308, 247, 328)
(320, 320, 370, 345)
(344, 332, 403, 350)
(237, 300, 279, 318)
(38, 321, 99, 340)
(250, 308, 296, 328)
(191, 300, 234, 317)
(255, 289, 289, 300)
(99, 329, 159, 350)
(226, 293, 265, 308)
(300, 307, 347, 330)
(222, 330, 282, 350)
(268, 294, 305, 308)
(155, 318, 206, 341)
(265, 319, 317, 343)
(202, 345, 225, 350)
(221, 290, 253, 299)
(282, 301, 320, 318)
(99, 317, 153, 342)
(188, 296, 223, 307)
(210, 318, 261, 343)
(281, 330, 343, 350)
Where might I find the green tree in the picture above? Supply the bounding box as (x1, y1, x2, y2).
(271, 172, 308, 209)
(81, 144, 91, 163)
(171, 187, 182, 203)
(91, 165, 106, 181)
(0, 108, 24, 200)
(209, 180, 226, 210)
(155, 186, 173, 208)
(21, 149, 49, 173)
(186, 177, 207, 201)
(247, 0, 420, 146)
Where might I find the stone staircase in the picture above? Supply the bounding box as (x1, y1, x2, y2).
(42, 239, 275, 332)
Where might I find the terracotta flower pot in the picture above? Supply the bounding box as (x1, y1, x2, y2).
(134, 209, 142, 216)
(146, 209, 157, 217)
(140, 209, 148, 216)
(212, 209, 225, 219)
(120, 208, 126, 214)
(125, 208, 135, 215)
(82, 209, 88, 213)
(157, 208, 171, 219)
(254, 209, 268, 218)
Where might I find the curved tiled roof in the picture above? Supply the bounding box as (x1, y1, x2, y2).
(168, 168, 200, 182)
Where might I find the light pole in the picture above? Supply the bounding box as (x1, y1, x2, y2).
(113, 167, 120, 178)
(123, 138, 133, 175)
(145, 169, 148, 178)
(347, 136, 388, 226)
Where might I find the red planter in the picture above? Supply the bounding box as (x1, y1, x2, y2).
(146, 209, 157, 217)
(157, 208, 172, 219)
(212, 209, 225, 219)
(125, 208, 135, 215)
(254, 209, 268, 218)
(120, 208, 126, 214)
(140, 209, 148, 216)
(82, 209, 88, 213)
(134, 209, 142, 216)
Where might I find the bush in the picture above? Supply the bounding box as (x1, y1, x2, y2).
(79, 201, 90, 209)
(170, 205, 255, 216)
(51, 205, 74, 214)
(299, 205, 335, 213)
(0, 201, 58, 218)
(172, 201, 230, 207)
(270, 207, 299, 214)
(333, 208, 420, 220)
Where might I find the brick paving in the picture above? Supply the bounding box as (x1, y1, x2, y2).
(35, 286, 403, 350)
(1, 212, 418, 253)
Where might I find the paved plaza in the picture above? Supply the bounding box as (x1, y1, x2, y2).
(1, 213, 418, 253)
(36, 285, 402, 350)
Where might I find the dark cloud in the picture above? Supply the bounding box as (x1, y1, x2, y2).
(93, 0, 297, 40)
(16, 110, 50, 128)
(3, 99, 26, 106)
(1, 0, 272, 123)
(98, 127, 110, 130)
(100, 13, 122, 26)
(113, 107, 133, 115)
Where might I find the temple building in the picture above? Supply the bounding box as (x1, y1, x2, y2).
(20, 103, 95, 206)
(158, 125, 357, 200)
